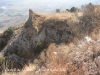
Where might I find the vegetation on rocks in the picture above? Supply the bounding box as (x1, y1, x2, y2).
(33, 43, 45, 54)
(1, 3, 100, 75)
(2, 26, 14, 39)
(0, 27, 14, 51)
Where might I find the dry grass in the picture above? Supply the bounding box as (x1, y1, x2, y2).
(2, 3, 100, 75)
(2, 34, 100, 75)
(79, 4, 100, 35)
(39, 35, 100, 75)
(45, 13, 77, 20)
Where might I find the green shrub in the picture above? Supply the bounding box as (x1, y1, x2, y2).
(2, 26, 15, 40)
(56, 9, 60, 13)
(70, 7, 78, 12)
(0, 40, 6, 49)
(66, 9, 70, 12)
(0, 27, 15, 50)
(0, 56, 5, 65)
(33, 43, 45, 54)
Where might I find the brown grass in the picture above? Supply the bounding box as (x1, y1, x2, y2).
(2, 3, 100, 75)
(2, 34, 100, 75)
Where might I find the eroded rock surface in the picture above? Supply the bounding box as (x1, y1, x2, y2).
(1, 9, 73, 68)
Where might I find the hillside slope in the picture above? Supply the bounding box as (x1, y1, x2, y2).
(1, 9, 80, 69)
(1, 4, 100, 75)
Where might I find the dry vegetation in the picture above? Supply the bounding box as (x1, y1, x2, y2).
(1, 3, 100, 75)
(2, 34, 100, 75)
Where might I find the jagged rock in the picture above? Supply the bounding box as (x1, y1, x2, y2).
(3, 9, 73, 57)
(1, 9, 73, 69)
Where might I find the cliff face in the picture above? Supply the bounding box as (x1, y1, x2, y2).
(1, 9, 74, 68)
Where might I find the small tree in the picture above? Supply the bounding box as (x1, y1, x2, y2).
(56, 9, 60, 13)
(2, 26, 15, 40)
(66, 9, 70, 12)
(80, 3, 100, 35)
(70, 7, 78, 12)
(81, 3, 95, 15)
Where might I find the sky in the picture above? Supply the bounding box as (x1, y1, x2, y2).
(34, 0, 100, 7)
(0, 0, 100, 12)
(20, 0, 100, 11)
(27, 0, 100, 12)
(26, 0, 100, 6)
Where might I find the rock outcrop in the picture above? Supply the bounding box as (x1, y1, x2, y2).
(1, 9, 74, 68)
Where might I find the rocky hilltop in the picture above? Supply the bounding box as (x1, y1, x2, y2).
(1, 4, 100, 75)
(1, 9, 78, 69)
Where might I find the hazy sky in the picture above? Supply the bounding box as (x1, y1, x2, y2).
(0, 0, 100, 12)
(20, 0, 100, 10)
(33, 0, 100, 7)
(5, 0, 100, 8)
(27, 0, 100, 12)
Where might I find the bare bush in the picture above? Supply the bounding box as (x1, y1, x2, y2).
(80, 3, 100, 35)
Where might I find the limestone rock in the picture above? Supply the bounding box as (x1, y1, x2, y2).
(1, 9, 73, 69)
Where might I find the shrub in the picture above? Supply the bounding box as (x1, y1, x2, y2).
(0, 56, 5, 65)
(70, 7, 78, 12)
(56, 9, 60, 13)
(33, 43, 45, 54)
(66, 9, 70, 12)
(0, 40, 6, 50)
(79, 3, 100, 35)
(2, 26, 15, 40)
(0, 27, 15, 50)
